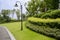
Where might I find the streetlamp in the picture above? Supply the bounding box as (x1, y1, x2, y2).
(14, 1, 23, 31)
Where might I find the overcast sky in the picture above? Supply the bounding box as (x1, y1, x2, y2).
(0, 0, 30, 19)
(0, 0, 30, 13)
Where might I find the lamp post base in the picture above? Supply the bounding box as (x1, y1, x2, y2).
(21, 20, 23, 31)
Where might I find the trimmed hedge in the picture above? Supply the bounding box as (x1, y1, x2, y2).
(28, 17, 60, 29)
(26, 17, 60, 40)
(41, 10, 60, 19)
(34, 10, 60, 19)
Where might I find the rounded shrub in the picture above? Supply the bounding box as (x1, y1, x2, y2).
(46, 10, 53, 13)
(50, 10, 60, 18)
(34, 13, 45, 18)
(41, 10, 60, 19)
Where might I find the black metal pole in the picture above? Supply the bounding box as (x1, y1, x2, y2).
(15, 1, 23, 31)
(21, 5, 23, 31)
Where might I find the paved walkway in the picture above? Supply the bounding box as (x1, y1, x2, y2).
(0, 26, 16, 40)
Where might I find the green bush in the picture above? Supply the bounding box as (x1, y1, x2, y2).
(0, 15, 11, 23)
(46, 10, 53, 13)
(34, 10, 60, 19)
(41, 10, 60, 19)
(34, 12, 45, 18)
(34, 10, 53, 18)
(26, 22, 60, 40)
(0, 15, 5, 23)
(50, 10, 60, 18)
(4, 16, 11, 22)
(28, 17, 60, 29)
(41, 13, 52, 19)
(26, 17, 60, 39)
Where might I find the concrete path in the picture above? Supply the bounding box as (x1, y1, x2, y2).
(0, 26, 16, 40)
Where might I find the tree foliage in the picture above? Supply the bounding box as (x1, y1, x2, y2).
(1, 10, 10, 17)
(26, 0, 47, 16)
(1, 10, 11, 22)
(27, 0, 41, 16)
(44, 0, 59, 10)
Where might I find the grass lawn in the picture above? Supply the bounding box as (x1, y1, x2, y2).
(0, 22, 56, 40)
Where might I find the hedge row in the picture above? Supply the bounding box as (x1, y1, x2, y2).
(26, 22, 60, 40)
(34, 10, 60, 19)
(28, 17, 60, 29)
(26, 17, 60, 39)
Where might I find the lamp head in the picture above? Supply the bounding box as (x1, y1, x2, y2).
(15, 3, 18, 7)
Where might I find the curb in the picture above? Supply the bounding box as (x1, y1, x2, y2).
(4, 27, 16, 40)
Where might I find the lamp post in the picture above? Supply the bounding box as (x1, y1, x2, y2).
(15, 1, 23, 31)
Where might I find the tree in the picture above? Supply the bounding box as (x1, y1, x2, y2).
(44, 0, 59, 10)
(26, 0, 41, 16)
(40, 1, 47, 12)
(1, 10, 10, 17)
(26, 0, 47, 16)
(1, 10, 11, 22)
